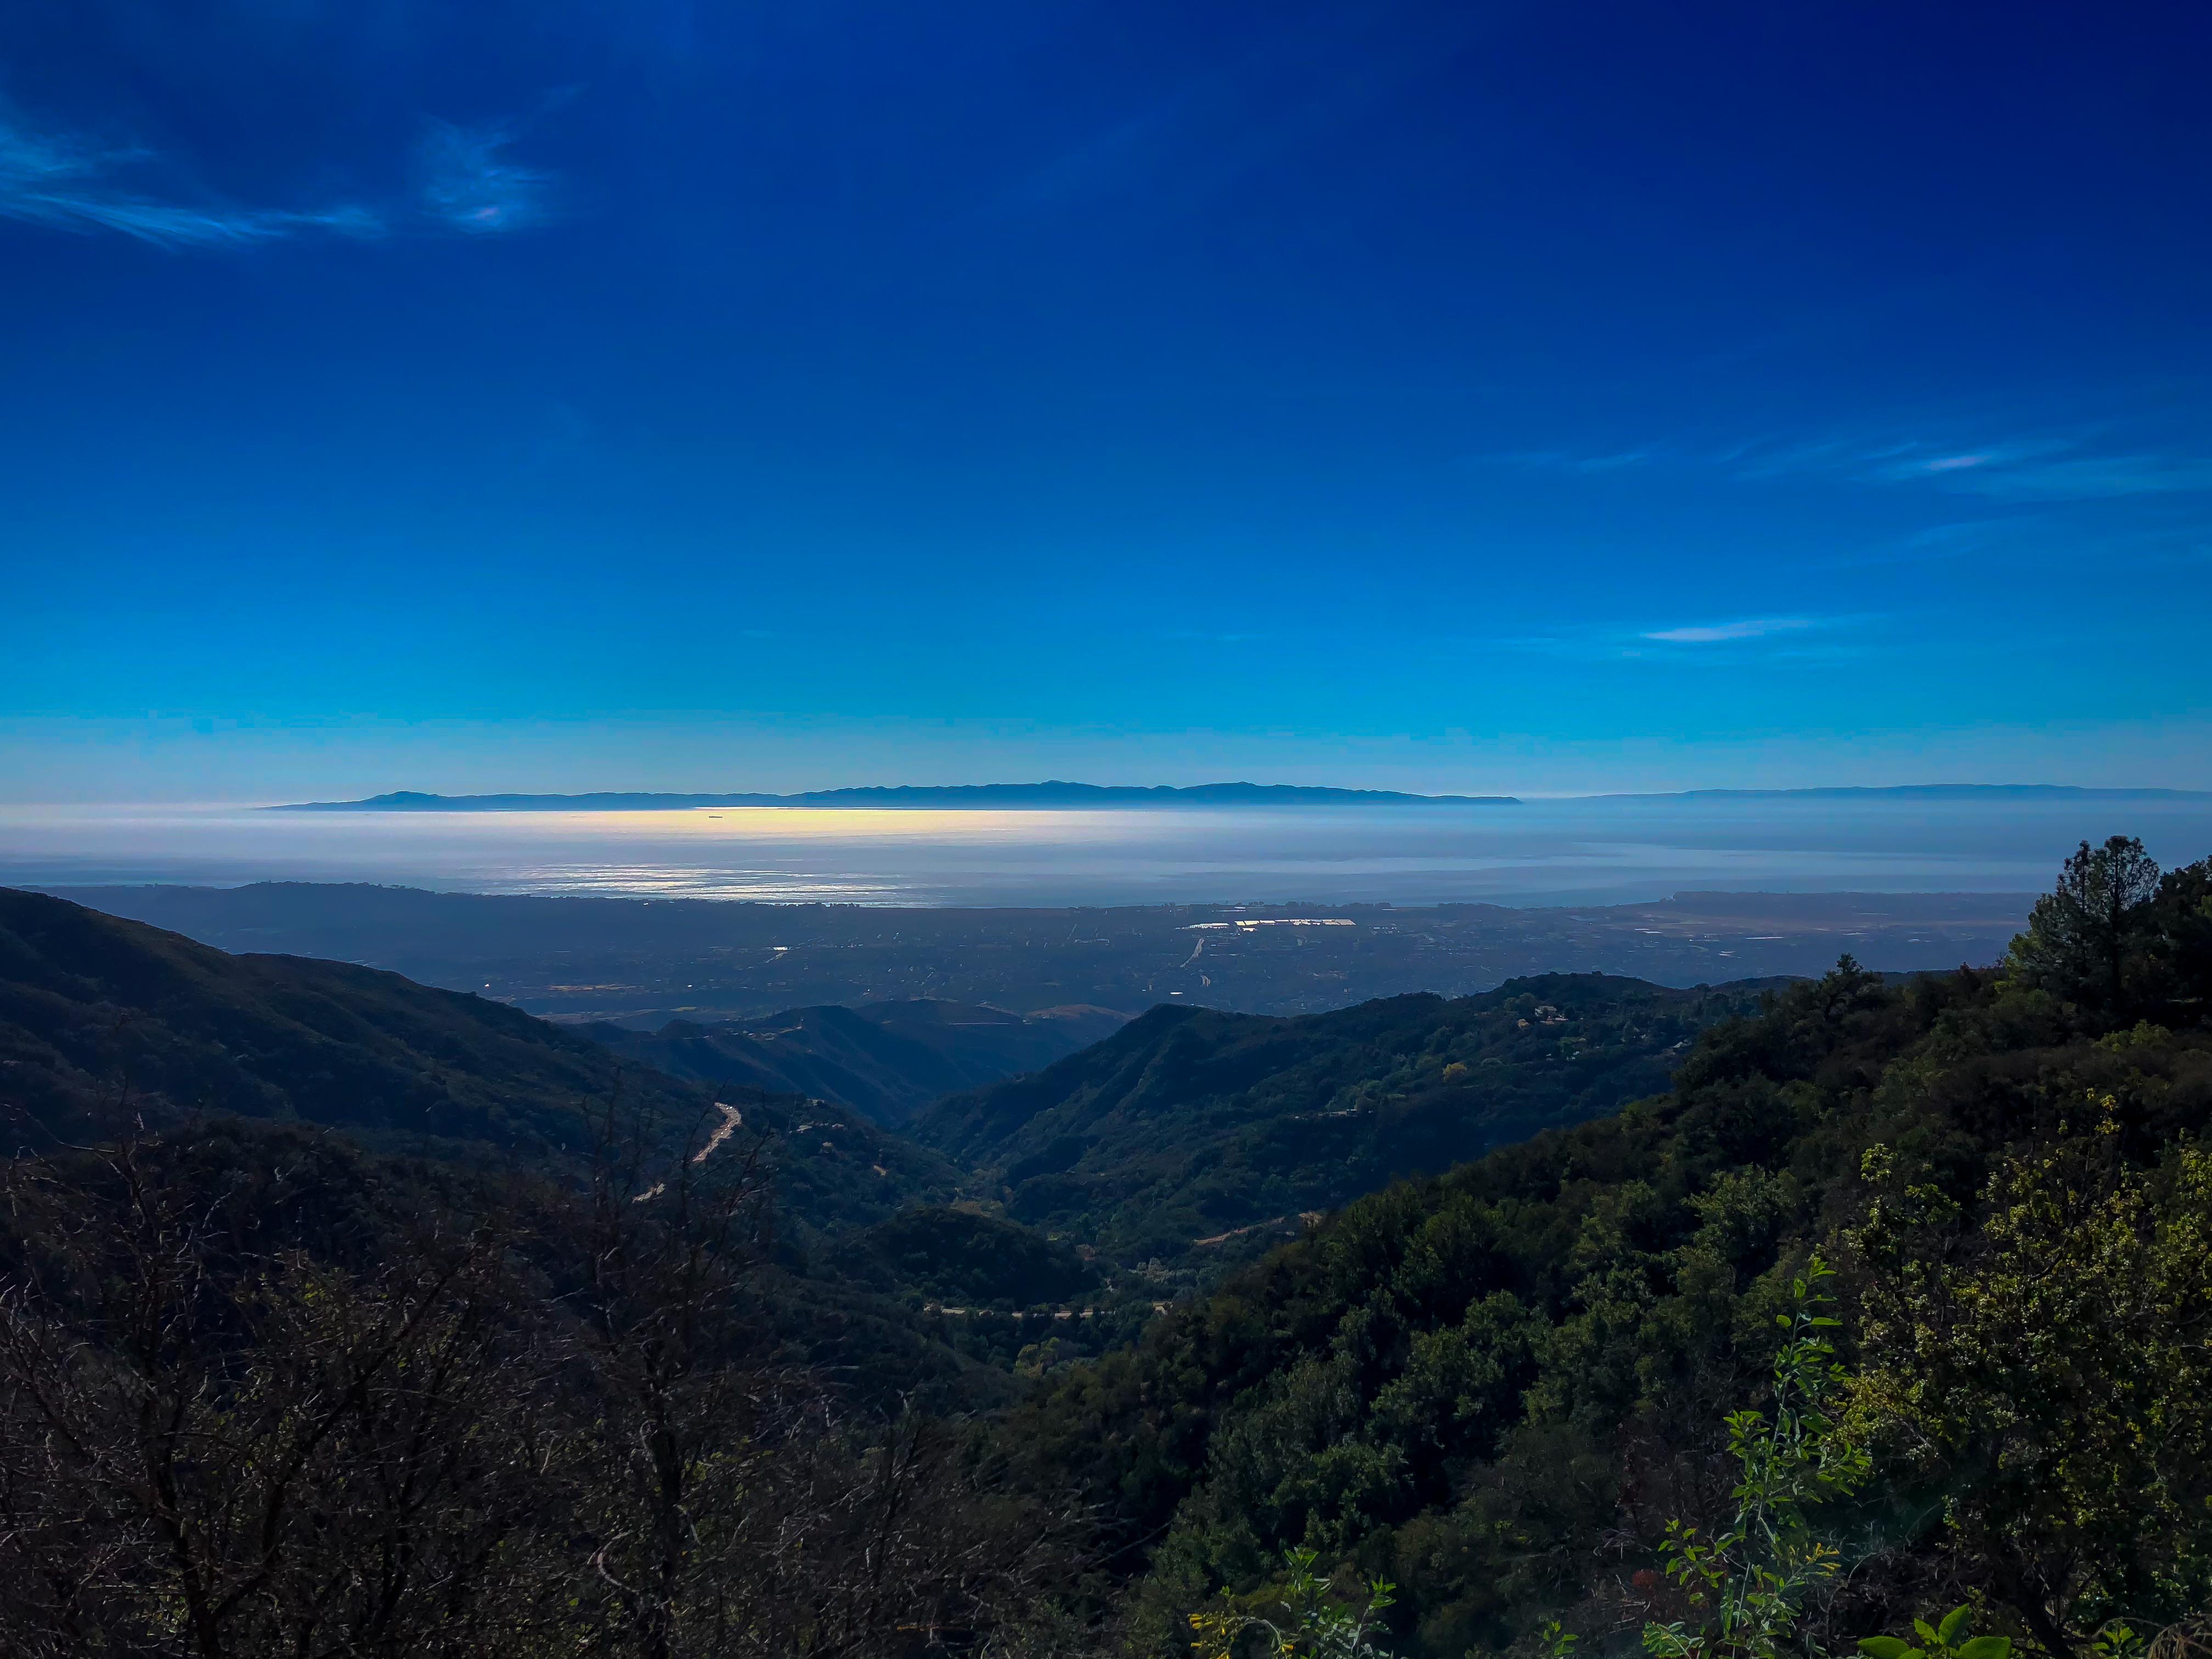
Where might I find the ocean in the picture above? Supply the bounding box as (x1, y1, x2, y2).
(4, 793, 2209, 906)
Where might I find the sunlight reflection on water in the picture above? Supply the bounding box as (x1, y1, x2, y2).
(3, 798, 2209, 906)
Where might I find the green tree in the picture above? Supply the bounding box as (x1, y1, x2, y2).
(2147, 856, 2212, 1011)
(2006, 837, 2163, 1018)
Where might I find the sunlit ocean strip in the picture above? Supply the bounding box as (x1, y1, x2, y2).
(4, 797, 2209, 906)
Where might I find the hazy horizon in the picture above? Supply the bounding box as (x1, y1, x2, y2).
(12, 792, 2211, 908)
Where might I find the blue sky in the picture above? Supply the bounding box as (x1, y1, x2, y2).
(4, 0, 2210, 800)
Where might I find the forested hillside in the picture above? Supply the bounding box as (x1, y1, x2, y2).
(913, 977, 1762, 1280)
(0, 887, 962, 1243)
(3, 841, 2209, 1657)
(1005, 837, 2212, 1658)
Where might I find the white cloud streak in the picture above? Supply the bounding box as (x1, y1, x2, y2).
(0, 103, 556, 251)
(0, 108, 387, 248)
(1640, 617, 1816, 645)
(1495, 614, 1862, 660)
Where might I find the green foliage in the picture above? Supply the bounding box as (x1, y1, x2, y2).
(1848, 1118, 2212, 1653)
(1003, 958, 1917, 1657)
(1858, 1604, 2013, 1659)
(1640, 1257, 1869, 1659)
(1189, 1548, 1400, 1659)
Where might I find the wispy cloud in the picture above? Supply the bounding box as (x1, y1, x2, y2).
(1831, 435, 2212, 500)
(1784, 435, 2212, 500)
(418, 119, 553, 233)
(1640, 617, 1815, 645)
(1498, 614, 1864, 661)
(1491, 427, 2212, 504)
(0, 102, 557, 251)
(0, 106, 386, 248)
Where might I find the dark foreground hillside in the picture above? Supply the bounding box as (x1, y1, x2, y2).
(0, 1103, 1084, 1656)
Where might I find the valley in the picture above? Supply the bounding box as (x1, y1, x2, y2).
(0, 885, 1769, 1362)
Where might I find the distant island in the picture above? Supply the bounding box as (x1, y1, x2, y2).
(267, 781, 2209, 812)
(270, 782, 1525, 812)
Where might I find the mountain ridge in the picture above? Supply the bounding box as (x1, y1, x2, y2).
(270, 782, 1522, 811)
(267, 781, 2207, 811)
